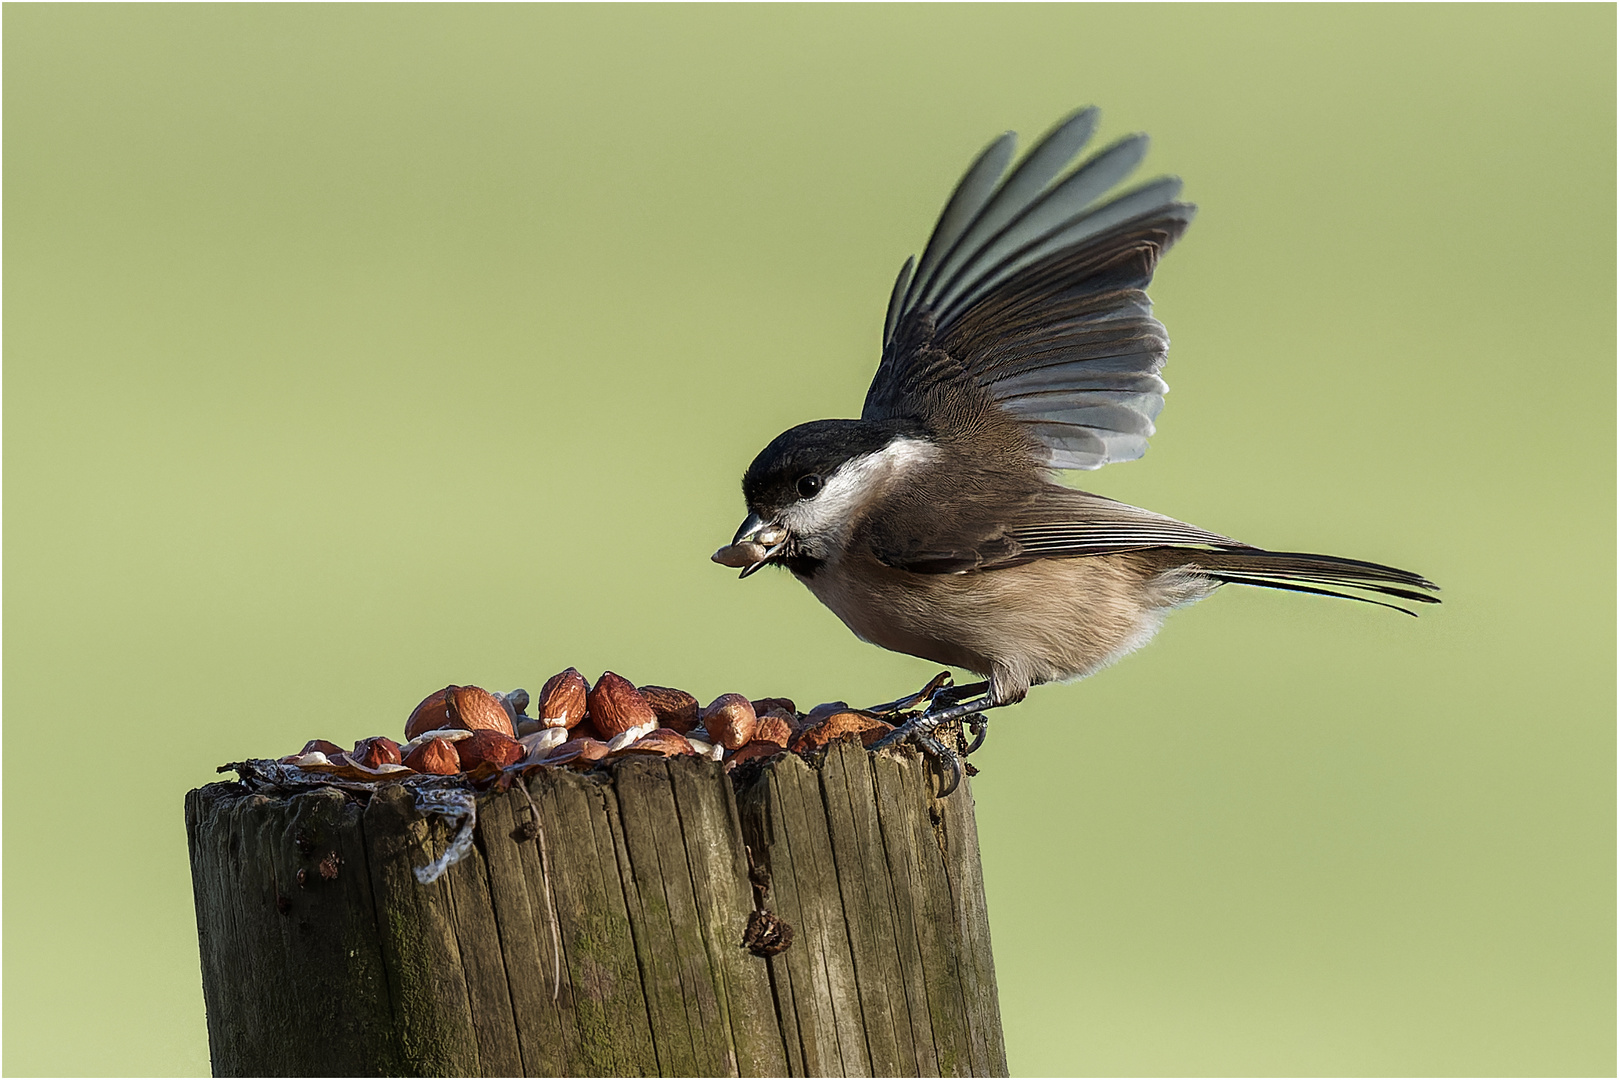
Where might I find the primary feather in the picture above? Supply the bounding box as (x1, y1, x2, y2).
(905, 108, 1101, 321)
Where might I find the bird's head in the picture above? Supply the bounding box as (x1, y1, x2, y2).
(713, 418, 934, 575)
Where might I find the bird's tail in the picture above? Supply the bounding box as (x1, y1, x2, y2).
(1175, 549, 1441, 616)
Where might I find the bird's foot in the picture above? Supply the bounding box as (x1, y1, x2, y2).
(868, 694, 996, 798)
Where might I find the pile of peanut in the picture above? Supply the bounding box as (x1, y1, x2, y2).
(277, 670, 897, 783)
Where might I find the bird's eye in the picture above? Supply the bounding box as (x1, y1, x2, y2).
(797, 474, 823, 499)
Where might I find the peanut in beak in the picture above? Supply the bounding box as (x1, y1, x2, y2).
(712, 540, 771, 568)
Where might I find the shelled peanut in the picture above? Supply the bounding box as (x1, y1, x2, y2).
(275, 667, 895, 783)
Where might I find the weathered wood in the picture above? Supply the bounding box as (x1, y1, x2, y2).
(362, 784, 482, 1075)
(735, 742, 1008, 1078)
(187, 744, 1005, 1076)
(665, 755, 791, 1075)
(474, 791, 573, 1075)
(185, 786, 407, 1076)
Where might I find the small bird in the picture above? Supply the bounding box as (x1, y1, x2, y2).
(714, 107, 1438, 783)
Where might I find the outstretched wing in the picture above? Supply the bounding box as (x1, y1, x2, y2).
(864, 108, 1195, 470)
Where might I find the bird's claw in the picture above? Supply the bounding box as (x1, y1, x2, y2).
(964, 715, 988, 757)
(914, 731, 962, 798)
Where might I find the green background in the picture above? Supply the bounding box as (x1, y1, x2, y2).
(5, 5, 1613, 1075)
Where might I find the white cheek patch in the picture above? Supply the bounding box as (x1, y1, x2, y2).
(779, 437, 938, 550)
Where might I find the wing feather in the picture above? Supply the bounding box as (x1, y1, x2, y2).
(928, 136, 1151, 318)
(866, 109, 1195, 472)
(882, 256, 915, 350)
(865, 483, 1249, 574)
(911, 108, 1100, 313)
(938, 178, 1186, 324)
(896, 133, 1015, 324)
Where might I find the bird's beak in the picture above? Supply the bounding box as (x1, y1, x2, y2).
(712, 513, 789, 578)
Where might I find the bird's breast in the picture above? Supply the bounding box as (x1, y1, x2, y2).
(794, 550, 996, 674)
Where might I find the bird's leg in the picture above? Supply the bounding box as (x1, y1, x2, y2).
(865, 674, 991, 718)
(864, 671, 956, 717)
(930, 680, 990, 709)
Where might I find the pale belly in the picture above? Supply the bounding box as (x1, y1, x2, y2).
(793, 551, 1206, 699)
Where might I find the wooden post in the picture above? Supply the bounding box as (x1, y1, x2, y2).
(185, 740, 1008, 1077)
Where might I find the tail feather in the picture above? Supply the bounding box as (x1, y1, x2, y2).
(1182, 550, 1441, 616)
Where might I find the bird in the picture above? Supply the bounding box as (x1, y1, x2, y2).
(713, 107, 1438, 789)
